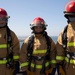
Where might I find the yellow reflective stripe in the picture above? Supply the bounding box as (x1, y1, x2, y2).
(31, 63, 42, 68)
(65, 57, 69, 62)
(20, 62, 29, 68)
(31, 61, 50, 69)
(51, 60, 56, 64)
(65, 57, 75, 64)
(0, 44, 9, 48)
(33, 50, 47, 54)
(0, 60, 7, 64)
(13, 55, 19, 60)
(70, 59, 75, 64)
(21, 61, 50, 69)
(67, 42, 75, 46)
(45, 61, 50, 67)
(56, 56, 64, 60)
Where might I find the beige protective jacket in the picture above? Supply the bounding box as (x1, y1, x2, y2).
(0, 27, 20, 75)
(56, 22, 75, 75)
(20, 34, 56, 75)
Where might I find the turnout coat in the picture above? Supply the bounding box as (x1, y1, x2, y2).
(56, 22, 75, 75)
(20, 34, 56, 75)
(0, 27, 20, 75)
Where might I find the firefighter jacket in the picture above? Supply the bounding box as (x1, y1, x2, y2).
(0, 27, 20, 75)
(20, 34, 56, 75)
(56, 22, 75, 75)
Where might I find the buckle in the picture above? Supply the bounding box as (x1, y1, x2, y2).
(32, 56, 45, 60)
(3, 58, 7, 60)
(0, 57, 7, 60)
(72, 56, 75, 59)
(67, 52, 75, 59)
(38, 56, 42, 60)
(67, 54, 70, 58)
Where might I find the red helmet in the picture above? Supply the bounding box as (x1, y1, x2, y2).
(30, 17, 47, 30)
(64, 1, 75, 17)
(0, 8, 10, 18)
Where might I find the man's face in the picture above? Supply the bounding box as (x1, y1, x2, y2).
(0, 15, 7, 27)
(68, 15, 75, 22)
(34, 25, 44, 33)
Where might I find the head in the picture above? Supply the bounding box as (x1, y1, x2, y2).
(30, 17, 47, 34)
(0, 8, 10, 27)
(64, 1, 75, 23)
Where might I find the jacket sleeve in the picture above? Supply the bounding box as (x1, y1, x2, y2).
(11, 31, 20, 61)
(49, 37, 56, 68)
(20, 37, 29, 71)
(56, 31, 65, 63)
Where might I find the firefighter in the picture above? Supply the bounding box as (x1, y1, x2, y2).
(0, 8, 20, 75)
(56, 1, 75, 75)
(20, 17, 56, 75)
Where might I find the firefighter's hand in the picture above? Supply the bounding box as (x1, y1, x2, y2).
(45, 68, 53, 74)
(14, 61, 20, 71)
(59, 66, 65, 75)
(45, 68, 56, 75)
(56, 63, 65, 75)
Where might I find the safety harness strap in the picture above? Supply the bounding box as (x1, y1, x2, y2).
(27, 35, 34, 71)
(62, 25, 68, 51)
(40, 31, 51, 74)
(5, 26, 15, 68)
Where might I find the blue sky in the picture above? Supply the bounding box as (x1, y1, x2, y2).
(0, 0, 69, 36)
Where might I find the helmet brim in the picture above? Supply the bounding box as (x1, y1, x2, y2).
(6, 16, 10, 19)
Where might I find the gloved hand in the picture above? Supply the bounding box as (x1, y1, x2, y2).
(59, 66, 65, 75)
(56, 64, 65, 75)
(45, 68, 56, 75)
(13, 61, 20, 75)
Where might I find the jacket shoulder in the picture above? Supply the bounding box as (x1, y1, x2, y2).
(23, 36, 31, 44)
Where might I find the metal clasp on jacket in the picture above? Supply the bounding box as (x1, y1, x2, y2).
(34, 56, 44, 60)
(38, 56, 42, 60)
(0, 57, 7, 60)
